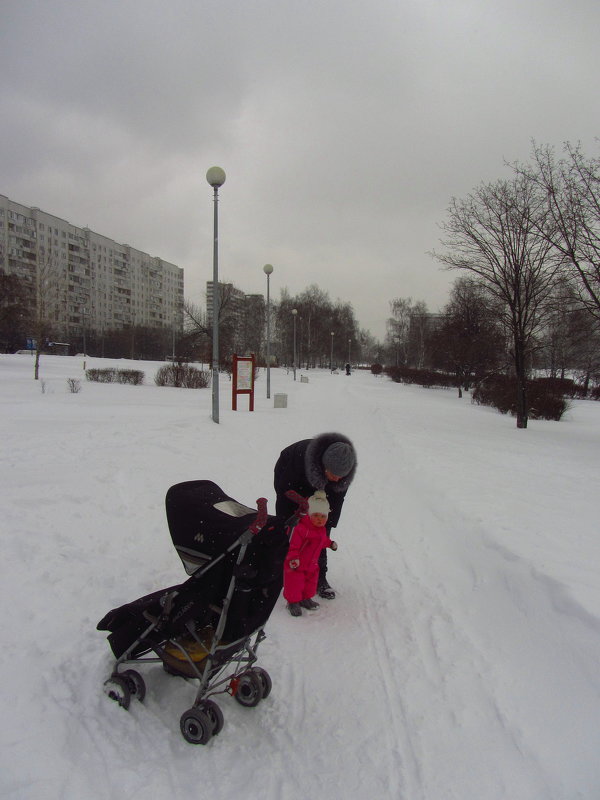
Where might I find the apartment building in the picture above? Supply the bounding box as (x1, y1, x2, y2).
(0, 193, 184, 344)
(206, 281, 266, 357)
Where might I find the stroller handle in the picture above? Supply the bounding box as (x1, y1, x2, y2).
(284, 490, 309, 515)
(248, 497, 268, 534)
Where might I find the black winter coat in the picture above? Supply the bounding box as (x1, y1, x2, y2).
(273, 432, 356, 529)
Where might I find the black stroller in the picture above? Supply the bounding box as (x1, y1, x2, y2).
(97, 480, 300, 745)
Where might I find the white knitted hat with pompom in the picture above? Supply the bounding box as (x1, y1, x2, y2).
(308, 490, 330, 516)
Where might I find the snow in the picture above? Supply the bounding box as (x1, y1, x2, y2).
(1, 353, 599, 800)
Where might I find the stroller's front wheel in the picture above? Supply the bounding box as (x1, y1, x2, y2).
(180, 707, 213, 745)
(122, 669, 146, 702)
(199, 700, 224, 736)
(103, 675, 131, 709)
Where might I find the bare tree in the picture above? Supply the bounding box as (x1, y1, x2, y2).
(432, 175, 563, 428)
(356, 327, 379, 365)
(0, 271, 29, 352)
(428, 277, 505, 396)
(538, 278, 600, 390)
(522, 142, 600, 321)
(407, 300, 429, 368)
(182, 283, 241, 365)
(32, 252, 64, 379)
(386, 297, 414, 366)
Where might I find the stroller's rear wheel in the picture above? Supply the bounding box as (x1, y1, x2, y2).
(251, 667, 272, 699)
(234, 670, 264, 707)
(180, 707, 213, 745)
(122, 669, 146, 702)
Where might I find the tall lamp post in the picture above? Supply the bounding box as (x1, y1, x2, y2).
(82, 307, 87, 357)
(292, 308, 298, 380)
(206, 166, 226, 424)
(263, 264, 273, 398)
(330, 331, 335, 372)
(348, 337, 351, 366)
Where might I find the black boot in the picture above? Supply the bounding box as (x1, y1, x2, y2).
(300, 598, 320, 610)
(287, 602, 302, 617)
(317, 579, 336, 600)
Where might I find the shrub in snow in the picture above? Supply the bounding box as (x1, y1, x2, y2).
(371, 363, 383, 376)
(67, 378, 81, 393)
(385, 365, 455, 389)
(154, 363, 210, 389)
(117, 369, 144, 385)
(86, 368, 144, 385)
(535, 376, 591, 399)
(472, 374, 568, 420)
(86, 368, 115, 383)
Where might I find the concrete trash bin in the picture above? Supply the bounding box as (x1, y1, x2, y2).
(274, 393, 288, 408)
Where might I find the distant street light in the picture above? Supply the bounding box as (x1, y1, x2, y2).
(330, 331, 335, 372)
(263, 264, 273, 398)
(348, 337, 351, 366)
(292, 308, 298, 381)
(206, 166, 226, 424)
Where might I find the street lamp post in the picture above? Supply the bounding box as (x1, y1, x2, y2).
(206, 166, 226, 424)
(292, 308, 298, 381)
(348, 337, 351, 366)
(263, 264, 273, 398)
(82, 307, 87, 357)
(330, 331, 335, 372)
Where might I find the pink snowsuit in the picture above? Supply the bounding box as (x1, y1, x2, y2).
(283, 515, 335, 603)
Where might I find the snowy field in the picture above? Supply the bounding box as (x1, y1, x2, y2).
(1, 353, 599, 800)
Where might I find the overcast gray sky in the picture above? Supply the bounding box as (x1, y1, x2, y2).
(2, 0, 599, 340)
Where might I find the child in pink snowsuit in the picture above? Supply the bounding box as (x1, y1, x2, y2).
(284, 491, 338, 617)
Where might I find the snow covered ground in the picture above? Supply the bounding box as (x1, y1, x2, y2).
(1, 353, 599, 800)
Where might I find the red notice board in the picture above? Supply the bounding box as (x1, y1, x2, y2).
(232, 353, 255, 411)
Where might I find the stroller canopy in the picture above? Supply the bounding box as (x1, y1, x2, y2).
(166, 480, 277, 575)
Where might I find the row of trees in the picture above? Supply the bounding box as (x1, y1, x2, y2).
(180, 283, 380, 370)
(382, 141, 600, 428)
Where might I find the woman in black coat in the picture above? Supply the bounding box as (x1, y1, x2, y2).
(274, 432, 357, 599)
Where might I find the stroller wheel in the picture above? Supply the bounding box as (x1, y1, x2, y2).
(103, 675, 131, 710)
(234, 670, 264, 708)
(199, 700, 224, 736)
(122, 670, 146, 702)
(250, 667, 272, 699)
(180, 707, 213, 745)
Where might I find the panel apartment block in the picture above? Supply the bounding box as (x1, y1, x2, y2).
(0, 193, 184, 342)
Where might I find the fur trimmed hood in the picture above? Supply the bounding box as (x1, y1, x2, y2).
(304, 432, 357, 493)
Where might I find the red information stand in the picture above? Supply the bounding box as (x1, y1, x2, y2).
(232, 353, 256, 411)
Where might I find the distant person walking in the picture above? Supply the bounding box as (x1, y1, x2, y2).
(274, 432, 357, 599)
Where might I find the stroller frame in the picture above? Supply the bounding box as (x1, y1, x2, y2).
(102, 497, 278, 745)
